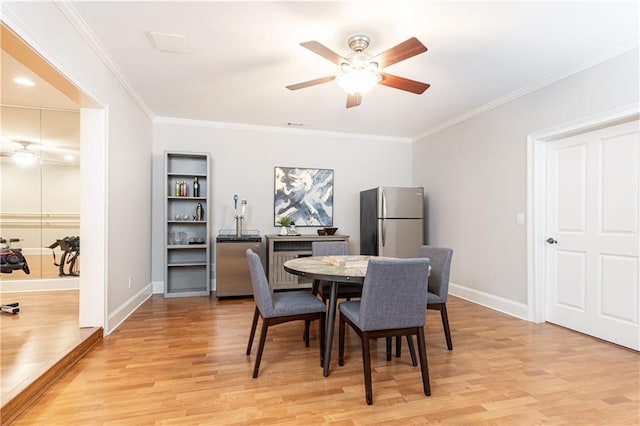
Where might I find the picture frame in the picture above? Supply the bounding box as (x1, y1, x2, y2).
(274, 166, 334, 227)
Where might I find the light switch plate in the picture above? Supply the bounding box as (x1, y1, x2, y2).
(516, 212, 525, 225)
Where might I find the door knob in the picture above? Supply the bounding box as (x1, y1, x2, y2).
(546, 238, 558, 244)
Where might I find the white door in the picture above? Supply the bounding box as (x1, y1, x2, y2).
(545, 120, 639, 350)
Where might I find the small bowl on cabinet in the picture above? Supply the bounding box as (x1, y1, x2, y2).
(324, 227, 338, 235)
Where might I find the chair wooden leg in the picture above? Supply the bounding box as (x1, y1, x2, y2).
(386, 337, 392, 361)
(440, 303, 453, 350)
(338, 314, 345, 366)
(406, 335, 417, 367)
(362, 332, 373, 405)
(304, 280, 321, 344)
(304, 320, 310, 347)
(416, 326, 431, 396)
(319, 314, 326, 366)
(252, 320, 270, 378)
(311, 279, 320, 296)
(246, 307, 259, 355)
(393, 336, 417, 366)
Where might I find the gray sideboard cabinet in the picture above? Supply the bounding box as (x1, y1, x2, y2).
(164, 151, 211, 297)
(265, 234, 350, 290)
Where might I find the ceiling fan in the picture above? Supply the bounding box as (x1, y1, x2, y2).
(0, 140, 78, 165)
(286, 35, 430, 108)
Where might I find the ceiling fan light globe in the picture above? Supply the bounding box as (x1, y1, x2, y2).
(340, 62, 353, 73)
(12, 149, 38, 166)
(337, 69, 380, 95)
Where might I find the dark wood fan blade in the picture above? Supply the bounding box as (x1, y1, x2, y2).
(286, 76, 336, 91)
(372, 37, 427, 69)
(300, 41, 347, 65)
(379, 72, 430, 94)
(346, 93, 362, 108)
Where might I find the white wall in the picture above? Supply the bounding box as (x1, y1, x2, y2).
(412, 49, 639, 314)
(4, 1, 153, 333)
(152, 120, 412, 289)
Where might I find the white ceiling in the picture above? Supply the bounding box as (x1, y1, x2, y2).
(69, 1, 639, 139)
(1, 52, 80, 163)
(6, 1, 640, 141)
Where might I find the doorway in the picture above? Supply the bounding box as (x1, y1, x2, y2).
(528, 107, 639, 350)
(0, 20, 107, 417)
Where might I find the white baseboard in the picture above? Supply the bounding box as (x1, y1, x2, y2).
(0, 277, 79, 293)
(449, 282, 529, 321)
(107, 283, 153, 335)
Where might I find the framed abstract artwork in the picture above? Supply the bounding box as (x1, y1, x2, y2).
(274, 166, 334, 226)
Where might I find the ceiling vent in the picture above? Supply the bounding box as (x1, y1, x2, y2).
(147, 31, 189, 54)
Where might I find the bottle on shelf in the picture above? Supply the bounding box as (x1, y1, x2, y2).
(175, 181, 180, 197)
(196, 203, 203, 221)
(193, 177, 200, 197)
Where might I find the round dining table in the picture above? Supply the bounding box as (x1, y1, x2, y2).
(283, 255, 370, 377)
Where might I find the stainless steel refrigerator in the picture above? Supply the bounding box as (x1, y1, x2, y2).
(360, 186, 424, 257)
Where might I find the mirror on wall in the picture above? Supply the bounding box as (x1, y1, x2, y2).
(0, 105, 80, 281)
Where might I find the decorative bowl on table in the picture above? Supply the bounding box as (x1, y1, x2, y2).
(317, 229, 327, 235)
(324, 227, 338, 235)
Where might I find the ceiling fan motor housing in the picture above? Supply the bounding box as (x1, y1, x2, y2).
(347, 35, 370, 52)
(343, 35, 376, 72)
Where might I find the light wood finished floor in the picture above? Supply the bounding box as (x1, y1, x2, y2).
(0, 254, 63, 281)
(10, 294, 640, 425)
(0, 291, 99, 422)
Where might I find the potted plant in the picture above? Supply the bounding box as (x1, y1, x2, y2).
(277, 217, 291, 235)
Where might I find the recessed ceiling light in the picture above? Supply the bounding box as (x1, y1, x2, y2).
(13, 76, 35, 87)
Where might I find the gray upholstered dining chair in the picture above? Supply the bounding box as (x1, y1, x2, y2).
(311, 241, 362, 303)
(338, 257, 431, 405)
(395, 245, 454, 358)
(245, 249, 326, 378)
(420, 245, 454, 350)
(304, 241, 361, 343)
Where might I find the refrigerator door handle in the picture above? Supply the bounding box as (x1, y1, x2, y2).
(381, 189, 387, 219)
(381, 219, 386, 248)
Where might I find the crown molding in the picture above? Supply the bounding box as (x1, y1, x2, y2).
(55, 0, 155, 120)
(153, 116, 412, 144)
(413, 46, 639, 142)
